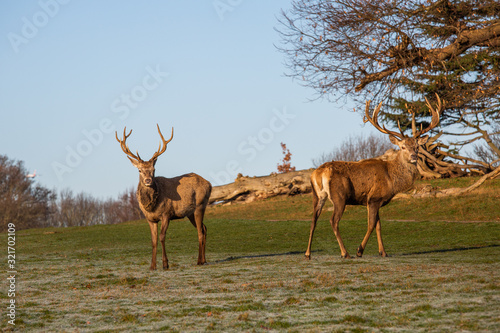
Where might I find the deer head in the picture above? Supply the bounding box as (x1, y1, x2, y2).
(363, 95, 442, 164)
(116, 124, 174, 187)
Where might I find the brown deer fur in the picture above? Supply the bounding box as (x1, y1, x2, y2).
(117, 125, 212, 270)
(305, 97, 441, 259)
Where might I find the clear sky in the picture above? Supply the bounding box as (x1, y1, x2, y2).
(0, 0, 380, 199)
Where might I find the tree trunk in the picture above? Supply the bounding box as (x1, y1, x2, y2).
(209, 170, 313, 204)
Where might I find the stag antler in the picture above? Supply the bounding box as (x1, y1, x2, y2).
(116, 124, 174, 162)
(150, 124, 174, 162)
(116, 127, 144, 162)
(412, 94, 442, 138)
(363, 100, 405, 140)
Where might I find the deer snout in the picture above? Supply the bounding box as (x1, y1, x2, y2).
(143, 177, 153, 186)
(410, 153, 419, 164)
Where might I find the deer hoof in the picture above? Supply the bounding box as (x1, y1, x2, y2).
(356, 246, 364, 257)
(305, 254, 311, 260)
(150, 266, 157, 271)
(379, 251, 388, 257)
(341, 253, 351, 259)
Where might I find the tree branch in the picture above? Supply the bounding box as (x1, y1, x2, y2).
(356, 22, 500, 91)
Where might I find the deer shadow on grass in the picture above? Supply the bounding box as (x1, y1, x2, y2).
(400, 244, 499, 256)
(208, 245, 499, 264)
(211, 250, 322, 264)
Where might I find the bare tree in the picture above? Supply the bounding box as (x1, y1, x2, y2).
(0, 155, 55, 231)
(48, 187, 145, 228)
(52, 189, 104, 227)
(277, 0, 500, 172)
(102, 187, 144, 224)
(0, 154, 149, 231)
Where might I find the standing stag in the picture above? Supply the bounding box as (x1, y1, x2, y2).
(116, 124, 212, 270)
(305, 96, 442, 259)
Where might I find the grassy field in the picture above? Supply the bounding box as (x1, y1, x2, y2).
(1, 177, 499, 332)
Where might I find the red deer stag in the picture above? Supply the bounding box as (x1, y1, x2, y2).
(305, 96, 442, 259)
(116, 124, 212, 270)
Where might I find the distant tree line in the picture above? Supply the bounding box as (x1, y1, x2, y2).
(312, 133, 394, 167)
(0, 155, 143, 232)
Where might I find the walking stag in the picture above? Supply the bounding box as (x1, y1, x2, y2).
(306, 96, 442, 259)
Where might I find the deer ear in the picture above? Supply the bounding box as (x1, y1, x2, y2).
(417, 135, 429, 145)
(389, 135, 400, 145)
(128, 157, 140, 168)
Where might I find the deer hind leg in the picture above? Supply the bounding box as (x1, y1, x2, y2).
(148, 221, 158, 270)
(159, 218, 170, 270)
(330, 199, 349, 258)
(357, 202, 382, 257)
(305, 186, 327, 259)
(189, 206, 207, 265)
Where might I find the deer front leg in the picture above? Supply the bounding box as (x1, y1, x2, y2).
(375, 213, 388, 257)
(148, 221, 158, 270)
(159, 218, 170, 270)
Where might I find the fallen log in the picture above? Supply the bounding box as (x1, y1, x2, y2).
(209, 169, 314, 204)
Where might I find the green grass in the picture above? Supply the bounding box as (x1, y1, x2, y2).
(1, 176, 499, 332)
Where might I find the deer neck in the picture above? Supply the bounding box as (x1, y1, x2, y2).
(137, 180, 159, 212)
(388, 152, 419, 194)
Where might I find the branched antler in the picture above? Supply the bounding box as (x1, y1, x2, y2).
(116, 127, 144, 162)
(150, 124, 174, 162)
(363, 100, 405, 140)
(116, 124, 174, 163)
(413, 94, 442, 137)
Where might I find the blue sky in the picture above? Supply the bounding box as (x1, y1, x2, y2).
(0, 0, 380, 198)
